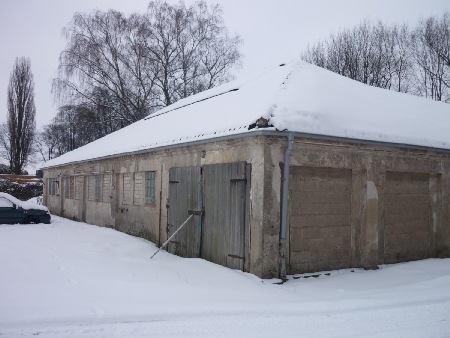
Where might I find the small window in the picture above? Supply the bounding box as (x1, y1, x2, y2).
(48, 178, 59, 196)
(94, 175, 102, 201)
(88, 175, 102, 201)
(74, 176, 83, 200)
(123, 173, 132, 205)
(145, 171, 156, 205)
(70, 177, 75, 199)
(64, 177, 70, 198)
(63, 176, 76, 199)
(133, 173, 143, 206)
(102, 175, 111, 203)
(47, 179, 52, 196)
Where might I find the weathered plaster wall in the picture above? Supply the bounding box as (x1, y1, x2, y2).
(264, 136, 450, 276)
(43, 134, 450, 278)
(43, 136, 268, 277)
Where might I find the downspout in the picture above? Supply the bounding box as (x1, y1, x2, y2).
(279, 132, 294, 280)
(158, 163, 163, 247)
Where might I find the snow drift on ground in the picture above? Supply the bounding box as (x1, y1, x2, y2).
(42, 61, 450, 169)
(1, 216, 449, 337)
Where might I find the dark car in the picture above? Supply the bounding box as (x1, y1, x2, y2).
(0, 192, 51, 224)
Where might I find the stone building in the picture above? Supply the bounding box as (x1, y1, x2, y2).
(42, 62, 450, 278)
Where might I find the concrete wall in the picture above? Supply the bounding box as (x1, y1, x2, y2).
(43, 134, 450, 278)
(263, 136, 450, 276)
(43, 136, 268, 277)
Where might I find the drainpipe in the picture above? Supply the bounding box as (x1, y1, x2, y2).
(279, 132, 294, 280)
(158, 163, 163, 247)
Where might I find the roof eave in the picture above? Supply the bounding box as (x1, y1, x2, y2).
(41, 129, 450, 170)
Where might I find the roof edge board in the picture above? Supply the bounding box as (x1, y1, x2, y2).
(41, 130, 450, 171)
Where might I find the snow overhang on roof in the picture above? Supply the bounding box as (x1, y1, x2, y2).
(42, 61, 450, 169)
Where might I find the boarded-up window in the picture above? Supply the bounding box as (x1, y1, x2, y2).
(88, 175, 102, 201)
(48, 179, 53, 196)
(49, 178, 54, 196)
(123, 173, 132, 205)
(64, 177, 70, 198)
(69, 177, 75, 199)
(88, 176, 94, 201)
(145, 171, 156, 205)
(102, 175, 111, 203)
(134, 172, 144, 206)
(56, 178, 60, 196)
(48, 178, 59, 196)
(74, 176, 83, 200)
(63, 177, 75, 199)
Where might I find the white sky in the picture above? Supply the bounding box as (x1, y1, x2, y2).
(0, 0, 449, 129)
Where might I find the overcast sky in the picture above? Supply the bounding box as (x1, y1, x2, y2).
(1, 0, 449, 128)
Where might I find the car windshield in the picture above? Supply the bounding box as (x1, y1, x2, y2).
(0, 197, 14, 208)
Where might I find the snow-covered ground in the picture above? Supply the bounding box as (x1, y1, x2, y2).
(1, 216, 449, 338)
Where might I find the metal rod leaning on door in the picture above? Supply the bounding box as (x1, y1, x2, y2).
(150, 214, 194, 259)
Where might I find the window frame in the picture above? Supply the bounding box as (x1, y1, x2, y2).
(64, 177, 70, 198)
(94, 175, 102, 201)
(122, 173, 132, 205)
(48, 178, 59, 196)
(145, 171, 156, 205)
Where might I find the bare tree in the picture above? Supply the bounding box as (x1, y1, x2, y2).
(53, 0, 241, 126)
(301, 13, 450, 103)
(0, 57, 36, 174)
(302, 20, 413, 93)
(410, 12, 450, 102)
(48, 0, 241, 159)
(143, 0, 242, 106)
(53, 9, 159, 125)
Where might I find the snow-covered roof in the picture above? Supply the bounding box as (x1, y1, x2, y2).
(42, 61, 450, 169)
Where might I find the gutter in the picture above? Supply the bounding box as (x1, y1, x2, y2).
(40, 129, 450, 171)
(279, 132, 294, 280)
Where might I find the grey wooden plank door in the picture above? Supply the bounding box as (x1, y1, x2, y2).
(202, 162, 248, 270)
(167, 166, 202, 258)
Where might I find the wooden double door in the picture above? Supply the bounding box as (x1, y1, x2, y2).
(167, 162, 250, 271)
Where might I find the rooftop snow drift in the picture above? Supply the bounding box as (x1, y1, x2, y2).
(42, 61, 450, 168)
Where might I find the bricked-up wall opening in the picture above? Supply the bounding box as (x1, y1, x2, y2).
(133, 172, 144, 206)
(384, 172, 431, 263)
(288, 166, 352, 274)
